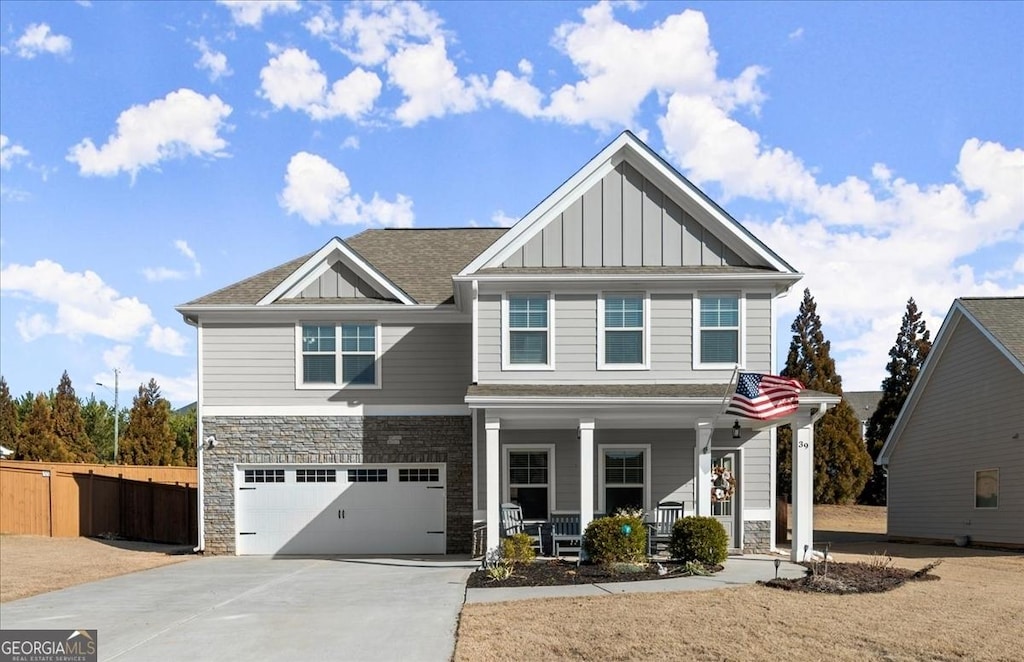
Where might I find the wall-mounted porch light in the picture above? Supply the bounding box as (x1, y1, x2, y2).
(732, 420, 741, 439)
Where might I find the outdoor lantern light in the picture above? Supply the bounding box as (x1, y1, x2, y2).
(774, 558, 781, 578)
(732, 420, 741, 439)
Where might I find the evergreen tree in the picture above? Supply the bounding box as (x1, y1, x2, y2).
(17, 393, 71, 461)
(121, 379, 176, 465)
(82, 395, 116, 462)
(52, 371, 97, 463)
(861, 298, 932, 505)
(0, 377, 19, 457)
(169, 406, 198, 467)
(777, 289, 873, 504)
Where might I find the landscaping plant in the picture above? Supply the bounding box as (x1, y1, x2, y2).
(583, 512, 647, 565)
(668, 516, 728, 565)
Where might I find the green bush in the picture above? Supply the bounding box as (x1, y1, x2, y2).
(499, 533, 536, 565)
(583, 514, 647, 564)
(668, 516, 728, 565)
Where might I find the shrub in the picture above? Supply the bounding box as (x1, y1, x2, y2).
(499, 533, 536, 566)
(583, 514, 647, 564)
(668, 516, 728, 565)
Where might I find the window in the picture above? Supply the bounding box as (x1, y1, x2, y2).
(244, 469, 285, 483)
(296, 469, 336, 483)
(399, 468, 440, 482)
(697, 295, 740, 366)
(300, 323, 379, 387)
(506, 294, 550, 366)
(600, 293, 646, 368)
(975, 469, 998, 508)
(507, 450, 550, 519)
(347, 468, 388, 482)
(602, 448, 647, 514)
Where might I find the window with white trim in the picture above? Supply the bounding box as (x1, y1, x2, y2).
(600, 293, 646, 367)
(300, 323, 379, 387)
(602, 448, 646, 514)
(507, 294, 550, 366)
(975, 469, 998, 508)
(244, 469, 285, 483)
(508, 450, 550, 519)
(296, 469, 336, 483)
(698, 295, 740, 365)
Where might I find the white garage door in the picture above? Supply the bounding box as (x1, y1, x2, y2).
(235, 464, 446, 555)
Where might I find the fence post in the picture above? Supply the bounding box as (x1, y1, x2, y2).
(119, 473, 125, 538)
(150, 478, 155, 542)
(87, 470, 94, 537)
(44, 470, 53, 537)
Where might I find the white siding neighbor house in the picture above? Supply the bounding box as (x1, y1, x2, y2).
(878, 297, 1024, 548)
(177, 132, 838, 560)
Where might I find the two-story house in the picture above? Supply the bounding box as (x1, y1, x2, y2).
(177, 132, 836, 561)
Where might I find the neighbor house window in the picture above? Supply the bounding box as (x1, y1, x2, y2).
(600, 293, 647, 368)
(975, 469, 998, 508)
(506, 294, 550, 366)
(300, 323, 379, 387)
(600, 447, 649, 515)
(697, 295, 740, 366)
(507, 449, 552, 519)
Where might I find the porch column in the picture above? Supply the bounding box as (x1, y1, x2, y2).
(485, 417, 501, 554)
(694, 420, 713, 517)
(791, 407, 821, 562)
(579, 418, 596, 535)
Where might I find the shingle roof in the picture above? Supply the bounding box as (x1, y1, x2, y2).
(477, 266, 780, 276)
(183, 228, 507, 307)
(467, 383, 838, 400)
(845, 391, 882, 420)
(959, 297, 1024, 363)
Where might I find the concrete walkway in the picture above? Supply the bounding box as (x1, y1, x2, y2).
(465, 554, 806, 603)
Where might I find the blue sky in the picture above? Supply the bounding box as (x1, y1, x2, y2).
(1, 0, 1021, 407)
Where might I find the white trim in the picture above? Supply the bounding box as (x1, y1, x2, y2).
(597, 291, 651, 370)
(295, 321, 383, 390)
(471, 280, 479, 383)
(202, 404, 470, 417)
(503, 443, 557, 517)
(195, 320, 205, 553)
(471, 410, 479, 513)
(501, 291, 556, 371)
(597, 443, 652, 514)
(692, 292, 746, 370)
(743, 508, 772, 520)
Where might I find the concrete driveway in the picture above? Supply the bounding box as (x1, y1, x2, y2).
(0, 555, 475, 662)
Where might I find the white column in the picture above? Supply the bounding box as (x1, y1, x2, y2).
(579, 418, 596, 534)
(791, 413, 816, 562)
(695, 420, 713, 517)
(485, 417, 501, 554)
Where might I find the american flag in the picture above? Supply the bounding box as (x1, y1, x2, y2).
(725, 372, 803, 420)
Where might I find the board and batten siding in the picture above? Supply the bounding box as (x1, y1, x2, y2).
(296, 261, 379, 299)
(477, 291, 772, 383)
(887, 319, 1024, 546)
(202, 322, 471, 406)
(501, 162, 747, 269)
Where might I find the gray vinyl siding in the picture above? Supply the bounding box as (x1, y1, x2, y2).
(297, 262, 378, 299)
(740, 431, 772, 510)
(502, 162, 747, 269)
(887, 319, 1024, 546)
(477, 291, 772, 382)
(202, 322, 471, 406)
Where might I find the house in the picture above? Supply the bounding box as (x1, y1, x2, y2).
(845, 390, 882, 440)
(877, 297, 1023, 548)
(176, 132, 838, 561)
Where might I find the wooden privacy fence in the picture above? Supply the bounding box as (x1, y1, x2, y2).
(0, 460, 197, 544)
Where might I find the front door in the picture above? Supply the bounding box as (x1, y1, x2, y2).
(711, 452, 737, 548)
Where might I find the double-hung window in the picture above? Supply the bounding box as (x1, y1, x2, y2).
(507, 449, 552, 519)
(600, 293, 646, 368)
(300, 323, 379, 387)
(506, 294, 550, 367)
(696, 294, 740, 366)
(601, 447, 649, 515)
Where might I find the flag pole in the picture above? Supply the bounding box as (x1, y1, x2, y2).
(705, 365, 741, 453)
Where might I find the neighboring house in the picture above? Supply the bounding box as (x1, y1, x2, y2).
(878, 297, 1023, 548)
(176, 132, 837, 560)
(0, 445, 12, 458)
(845, 391, 882, 440)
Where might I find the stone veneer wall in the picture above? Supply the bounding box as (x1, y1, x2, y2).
(743, 520, 771, 554)
(201, 415, 472, 555)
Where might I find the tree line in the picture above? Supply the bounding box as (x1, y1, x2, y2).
(777, 290, 931, 505)
(0, 373, 196, 467)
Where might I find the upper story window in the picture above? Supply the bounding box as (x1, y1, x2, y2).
(504, 293, 553, 369)
(599, 293, 648, 369)
(695, 294, 741, 367)
(299, 322, 380, 388)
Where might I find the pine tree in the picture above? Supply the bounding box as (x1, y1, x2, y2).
(861, 298, 932, 505)
(17, 393, 71, 461)
(777, 289, 874, 504)
(121, 379, 176, 465)
(52, 371, 98, 463)
(81, 395, 116, 462)
(0, 377, 19, 457)
(169, 406, 197, 467)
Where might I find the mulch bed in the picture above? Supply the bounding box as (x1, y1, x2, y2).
(759, 560, 942, 594)
(467, 559, 722, 589)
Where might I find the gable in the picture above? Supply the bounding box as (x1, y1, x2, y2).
(295, 261, 381, 300)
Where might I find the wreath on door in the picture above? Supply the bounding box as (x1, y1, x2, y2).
(711, 465, 736, 503)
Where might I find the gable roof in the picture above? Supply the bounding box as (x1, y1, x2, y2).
(845, 391, 883, 421)
(459, 131, 798, 276)
(877, 297, 1024, 463)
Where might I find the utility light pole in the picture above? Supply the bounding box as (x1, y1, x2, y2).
(96, 368, 120, 463)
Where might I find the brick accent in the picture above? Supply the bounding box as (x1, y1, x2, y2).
(743, 520, 771, 553)
(201, 416, 472, 555)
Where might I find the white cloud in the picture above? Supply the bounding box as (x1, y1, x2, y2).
(175, 239, 201, 276)
(340, 135, 360, 150)
(14, 23, 72, 59)
(217, 0, 299, 28)
(193, 38, 232, 81)
(788, 27, 804, 41)
(311, 1, 444, 67)
(279, 151, 414, 228)
(0, 134, 30, 169)
(142, 267, 187, 282)
(147, 325, 188, 356)
(67, 88, 232, 180)
(388, 37, 488, 126)
(491, 211, 519, 228)
(97, 346, 197, 408)
(259, 47, 381, 121)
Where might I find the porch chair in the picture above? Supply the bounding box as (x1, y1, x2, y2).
(548, 513, 583, 559)
(646, 501, 685, 557)
(499, 503, 543, 554)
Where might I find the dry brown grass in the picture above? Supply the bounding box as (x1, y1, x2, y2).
(455, 505, 1024, 661)
(0, 535, 191, 603)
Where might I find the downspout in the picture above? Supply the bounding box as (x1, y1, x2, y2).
(192, 317, 205, 554)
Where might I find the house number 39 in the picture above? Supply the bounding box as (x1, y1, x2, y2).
(797, 441, 810, 449)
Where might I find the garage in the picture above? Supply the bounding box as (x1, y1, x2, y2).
(235, 464, 446, 555)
